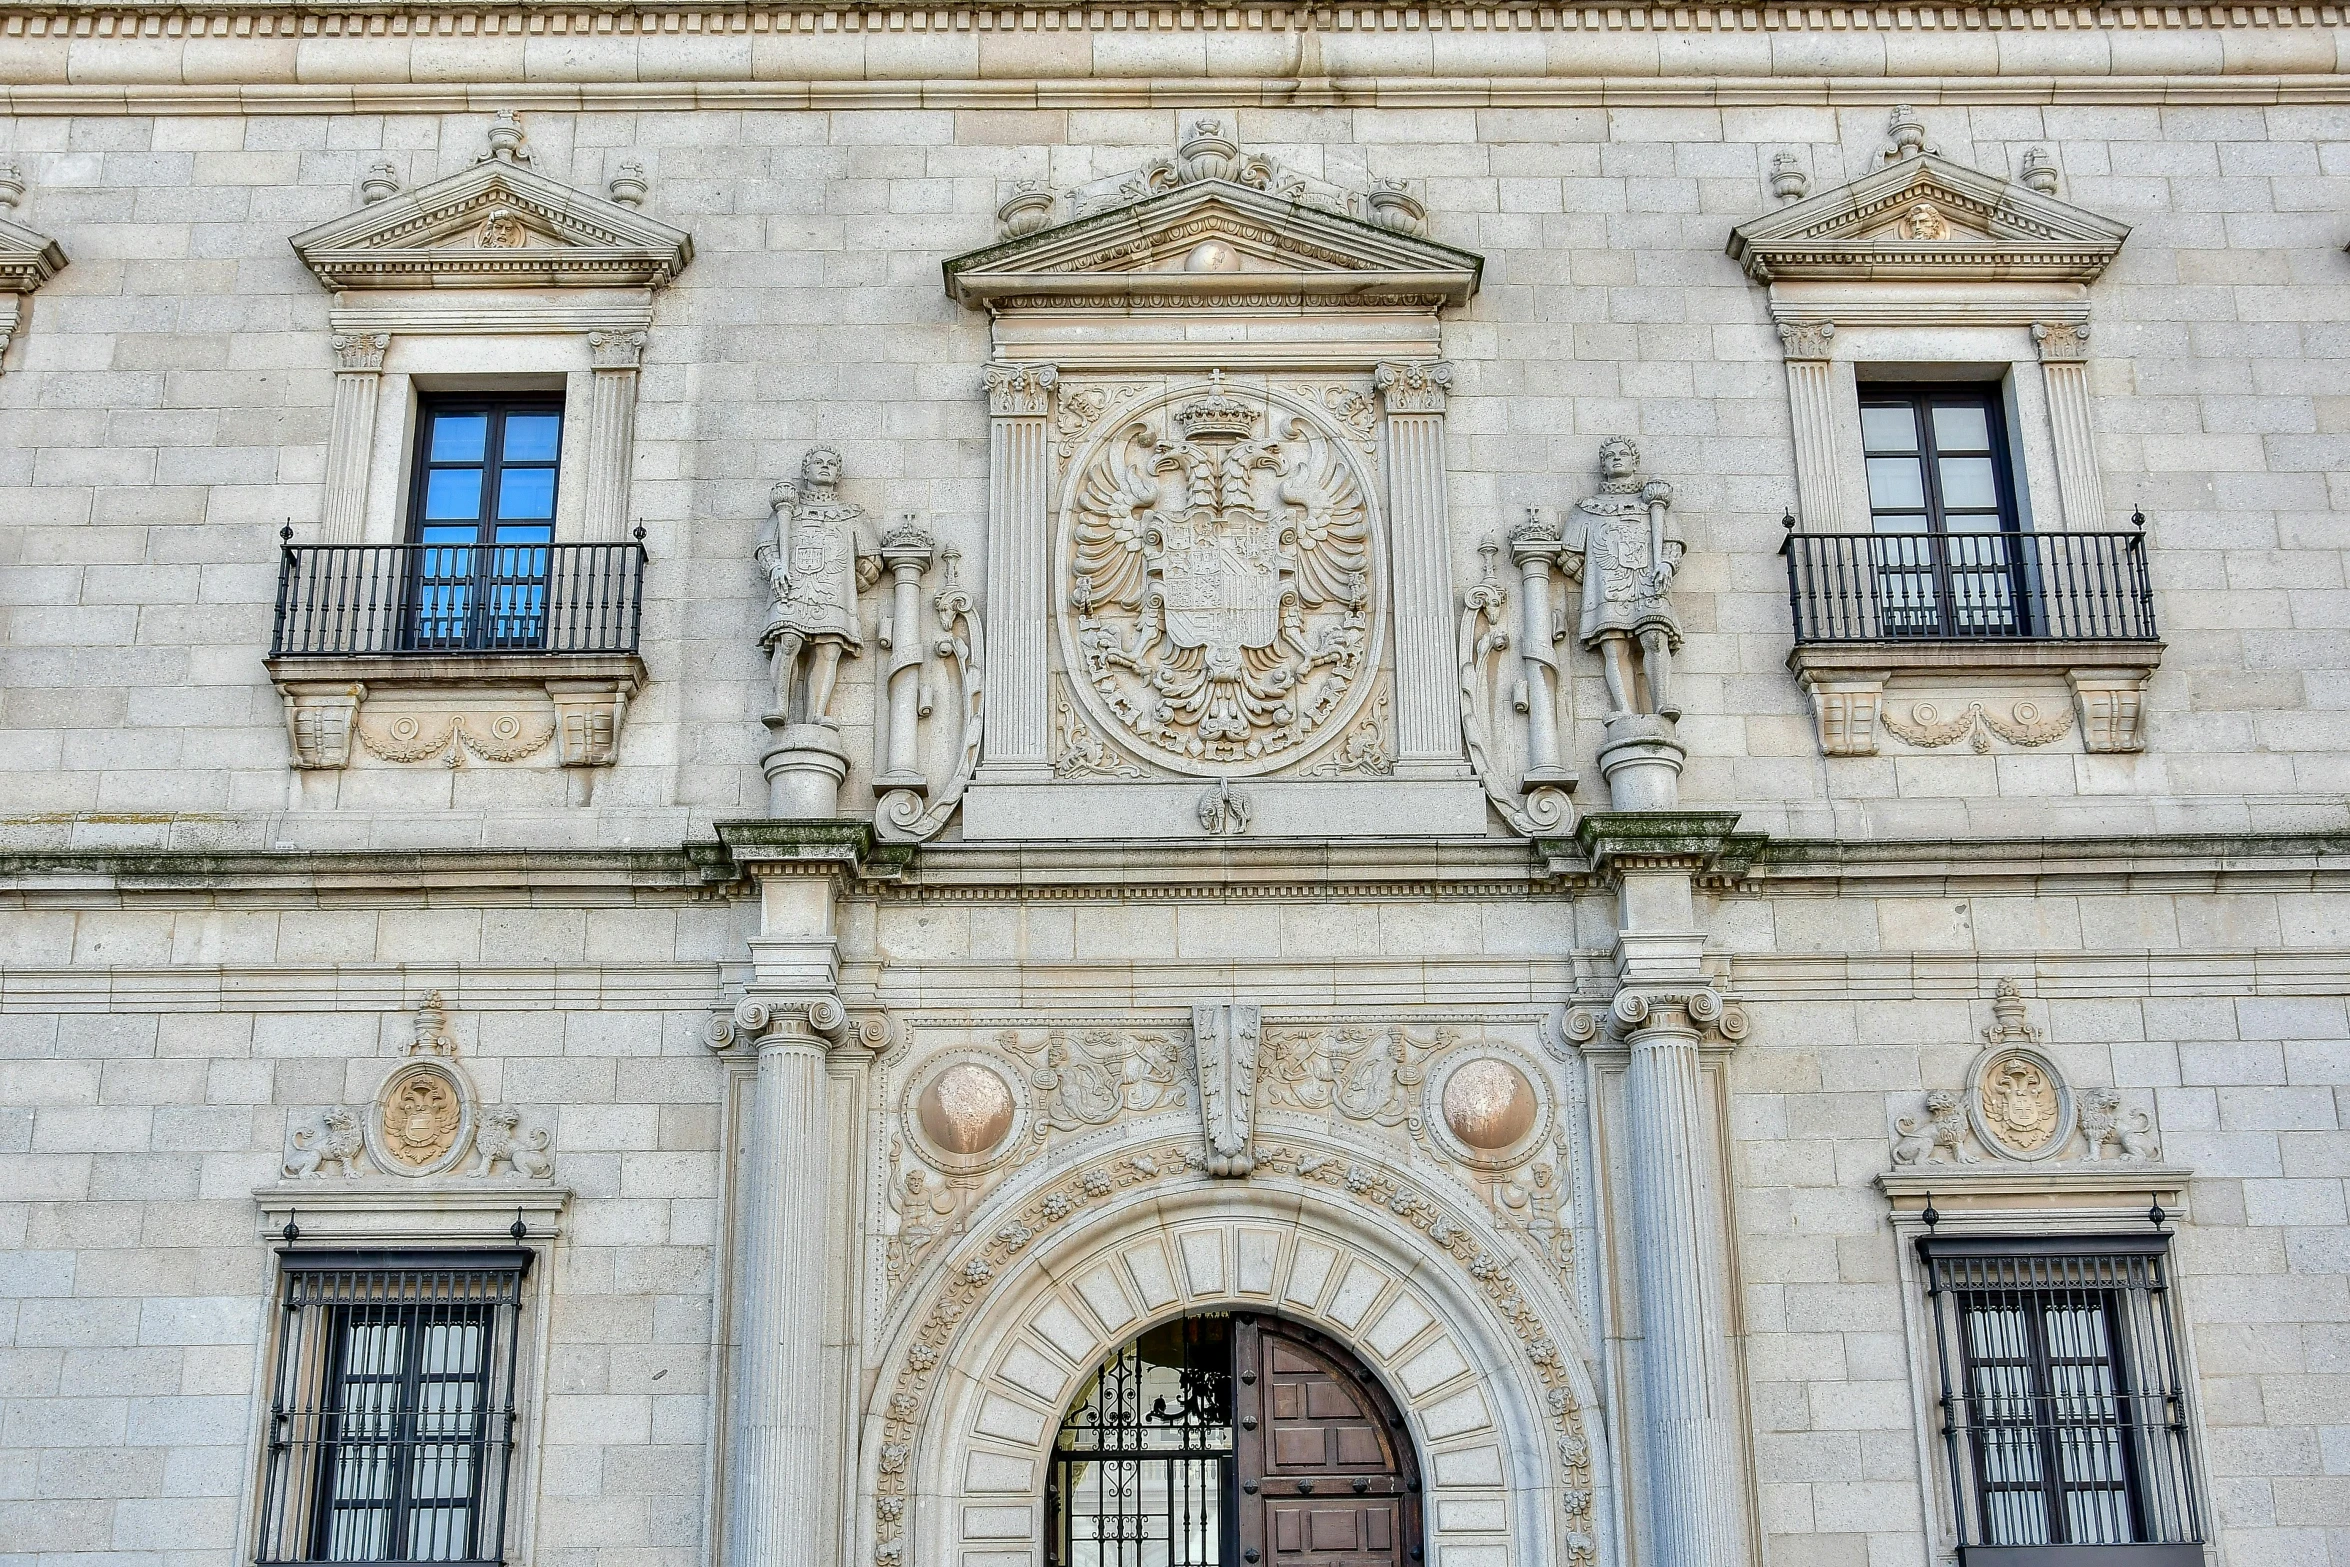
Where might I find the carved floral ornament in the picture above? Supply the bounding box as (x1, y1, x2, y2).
(866, 1132, 1601, 1567)
(1059, 373, 1384, 778)
(0, 159, 69, 374)
(1888, 980, 2161, 1167)
(282, 993, 555, 1182)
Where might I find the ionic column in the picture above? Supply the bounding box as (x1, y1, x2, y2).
(583, 330, 648, 541)
(1508, 517, 1573, 788)
(1775, 319, 1842, 532)
(979, 361, 1056, 780)
(323, 333, 389, 542)
(1374, 359, 1464, 773)
(1618, 988, 1747, 1567)
(2034, 320, 2107, 529)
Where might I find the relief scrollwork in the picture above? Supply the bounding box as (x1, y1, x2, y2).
(355, 711, 557, 767)
(1458, 537, 1574, 839)
(1003, 1025, 1191, 1137)
(1062, 372, 1381, 777)
(1881, 697, 2074, 753)
(872, 540, 987, 844)
(1261, 1023, 1450, 1128)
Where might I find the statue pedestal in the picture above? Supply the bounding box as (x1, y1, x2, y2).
(1597, 714, 1685, 812)
(760, 722, 851, 818)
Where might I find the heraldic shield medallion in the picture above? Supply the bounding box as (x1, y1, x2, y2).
(1059, 372, 1385, 777)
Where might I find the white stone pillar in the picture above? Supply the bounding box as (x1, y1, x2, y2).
(1618, 988, 1747, 1567)
(2034, 320, 2107, 529)
(1374, 360, 1464, 774)
(979, 361, 1056, 780)
(583, 329, 648, 542)
(1774, 319, 1842, 532)
(323, 333, 389, 542)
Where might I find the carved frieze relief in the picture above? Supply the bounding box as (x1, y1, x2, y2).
(1888, 980, 2162, 1168)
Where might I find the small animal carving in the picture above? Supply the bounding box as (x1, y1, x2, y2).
(285, 1107, 366, 1178)
(2077, 1088, 2159, 1162)
(1890, 1090, 1974, 1166)
(471, 1108, 553, 1178)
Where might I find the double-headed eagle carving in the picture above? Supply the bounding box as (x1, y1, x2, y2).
(1069, 374, 1372, 769)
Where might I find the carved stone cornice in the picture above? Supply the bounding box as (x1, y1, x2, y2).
(709, 819, 914, 888)
(1560, 811, 1761, 881)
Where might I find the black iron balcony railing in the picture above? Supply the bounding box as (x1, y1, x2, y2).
(270, 539, 646, 658)
(1781, 528, 2156, 644)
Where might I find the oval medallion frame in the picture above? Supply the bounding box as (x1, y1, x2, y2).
(901, 1049, 1032, 1177)
(1053, 375, 1390, 780)
(1966, 1044, 2075, 1162)
(1422, 1047, 1554, 1172)
(366, 1058, 477, 1178)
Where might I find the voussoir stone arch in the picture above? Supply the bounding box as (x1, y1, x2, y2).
(861, 1131, 1604, 1567)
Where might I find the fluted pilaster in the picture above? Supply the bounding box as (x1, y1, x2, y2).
(980, 362, 1056, 778)
(583, 330, 647, 541)
(322, 333, 388, 542)
(1375, 359, 1462, 772)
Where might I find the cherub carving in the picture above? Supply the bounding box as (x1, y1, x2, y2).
(1889, 1090, 1974, 1166)
(471, 1107, 553, 1177)
(285, 1107, 366, 1178)
(757, 446, 881, 727)
(2077, 1088, 2159, 1162)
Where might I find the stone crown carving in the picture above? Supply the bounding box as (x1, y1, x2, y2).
(943, 121, 1481, 311)
(1063, 373, 1380, 776)
(289, 111, 693, 291)
(1725, 143, 2128, 284)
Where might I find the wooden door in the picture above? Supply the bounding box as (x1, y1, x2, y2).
(1233, 1317, 1420, 1567)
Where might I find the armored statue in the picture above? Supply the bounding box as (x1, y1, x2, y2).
(1562, 436, 1683, 721)
(757, 446, 881, 726)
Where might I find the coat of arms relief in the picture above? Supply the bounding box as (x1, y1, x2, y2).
(1060, 372, 1383, 776)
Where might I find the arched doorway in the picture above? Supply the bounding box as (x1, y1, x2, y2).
(1045, 1311, 1424, 1567)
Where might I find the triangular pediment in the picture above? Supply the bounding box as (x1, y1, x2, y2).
(946, 123, 1481, 313)
(291, 158, 693, 291)
(0, 211, 67, 295)
(1727, 152, 2128, 284)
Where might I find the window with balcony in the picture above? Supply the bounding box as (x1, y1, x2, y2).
(256, 1251, 529, 1567)
(1917, 1236, 2204, 1567)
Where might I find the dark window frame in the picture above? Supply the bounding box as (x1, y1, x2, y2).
(257, 1250, 530, 1567)
(401, 396, 566, 652)
(1917, 1235, 2205, 1567)
(1857, 382, 2037, 637)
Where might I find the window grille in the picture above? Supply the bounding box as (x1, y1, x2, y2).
(1049, 1315, 1235, 1567)
(257, 1251, 530, 1567)
(1917, 1236, 2204, 1566)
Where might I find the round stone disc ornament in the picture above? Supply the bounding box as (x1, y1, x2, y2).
(903, 1052, 1030, 1174)
(1425, 1049, 1552, 1169)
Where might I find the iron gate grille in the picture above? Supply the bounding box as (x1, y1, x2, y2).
(1049, 1316, 1235, 1567)
(256, 1251, 530, 1567)
(1918, 1237, 2202, 1560)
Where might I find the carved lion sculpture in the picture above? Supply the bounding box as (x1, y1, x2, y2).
(1890, 1090, 1975, 1165)
(471, 1108, 553, 1178)
(285, 1107, 366, 1178)
(2078, 1088, 2159, 1161)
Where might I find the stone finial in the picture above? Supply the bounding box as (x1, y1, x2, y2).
(2019, 146, 2060, 195)
(1884, 104, 1935, 162)
(478, 109, 532, 167)
(996, 179, 1055, 240)
(1364, 177, 1428, 236)
(1179, 117, 1240, 183)
(607, 159, 648, 210)
(359, 159, 401, 205)
(408, 990, 459, 1056)
(0, 160, 23, 216)
(1768, 151, 1809, 204)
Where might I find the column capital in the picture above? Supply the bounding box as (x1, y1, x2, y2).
(707, 994, 890, 1055)
(2032, 319, 2090, 363)
(1774, 319, 1835, 361)
(1374, 358, 1453, 414)
(588, 327, 648, 369)
(984, 360, 1058, 416)
(1564, 984, 1751, 1051)
(332, 331, 390, 372)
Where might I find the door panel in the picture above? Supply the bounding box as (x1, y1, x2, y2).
(1234, 1319, 1419, 1567)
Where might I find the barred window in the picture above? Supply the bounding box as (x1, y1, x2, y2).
(1918, 1236, 2204, 1566)
(257, 1251, 529, 1566)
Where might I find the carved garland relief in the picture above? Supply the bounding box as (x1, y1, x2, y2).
(1057, 373, 1386, 777)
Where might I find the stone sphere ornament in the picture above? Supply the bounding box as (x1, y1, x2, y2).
(1184, 239, 1242, 273)
(1442, 1058, 1539, 1152)
(917, 1062, 1017, 1156)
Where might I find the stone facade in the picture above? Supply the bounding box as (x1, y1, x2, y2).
(2, 9, 2349, 1567)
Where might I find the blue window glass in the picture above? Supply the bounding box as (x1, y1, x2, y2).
(1857, 385, 2024, 637)
(405, 398, 564, 651)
